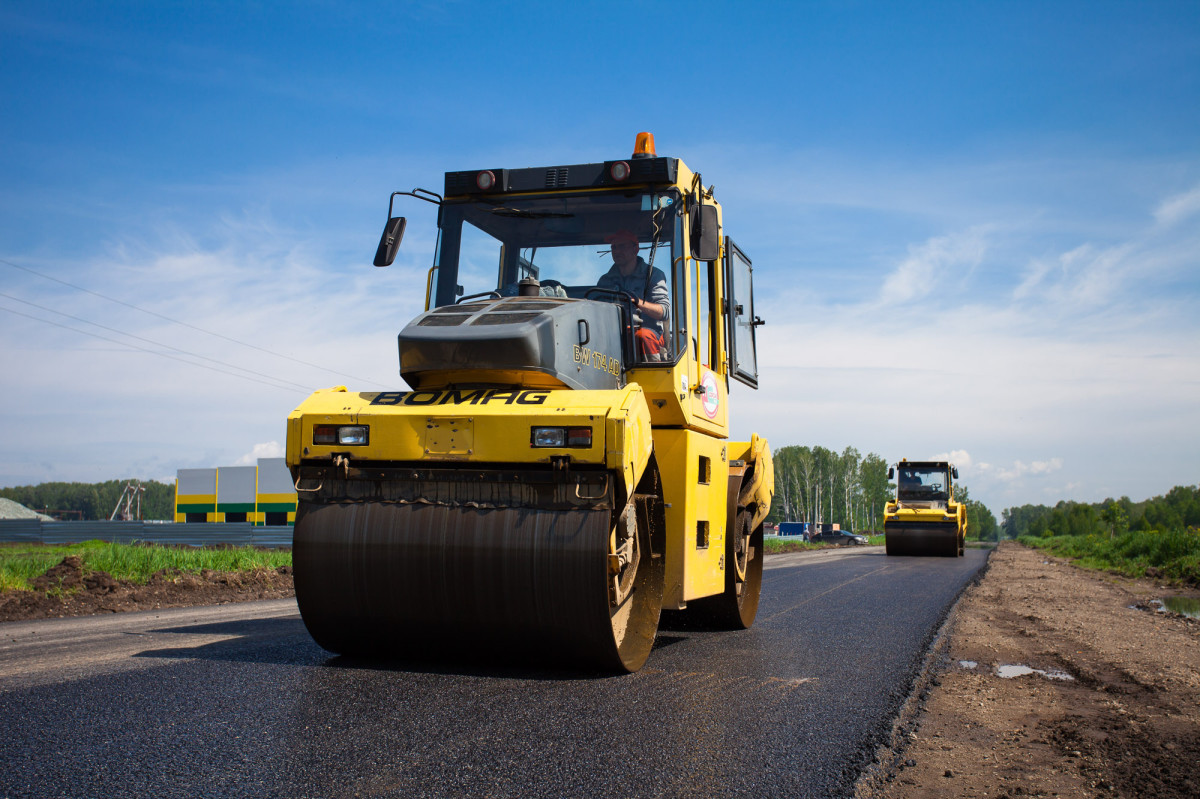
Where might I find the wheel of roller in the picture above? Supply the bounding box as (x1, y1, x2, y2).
(689, 508, 762, 629)
(293, 493, 664, 672)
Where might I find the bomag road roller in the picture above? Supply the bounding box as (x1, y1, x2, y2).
(285, 133, 774, 672)
(883, 459, 967, 557)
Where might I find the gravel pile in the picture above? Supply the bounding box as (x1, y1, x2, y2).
(0, 497, 53, 521)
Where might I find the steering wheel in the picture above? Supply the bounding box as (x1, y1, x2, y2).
(584, 287, 635, 304)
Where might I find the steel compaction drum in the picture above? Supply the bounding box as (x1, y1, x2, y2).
(293, 497, 663, 672)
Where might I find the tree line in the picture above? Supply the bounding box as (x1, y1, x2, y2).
(1002, 485, 1200, 539)
(0, 480, 176, 521)
(767, 445, 890, 532)
(767, 445, 999, 538)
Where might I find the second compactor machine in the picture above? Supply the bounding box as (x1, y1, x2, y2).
(285, 133, 774, 672)
(883, 459, 967, 557)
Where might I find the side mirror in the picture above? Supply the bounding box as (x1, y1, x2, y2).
(691, 204, 720, 261)
(887, 467, 895, 480)
(952, 467, 959, 479)
(373, 217, 407, 267)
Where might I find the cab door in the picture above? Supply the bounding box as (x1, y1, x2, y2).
(723, 238, 760, 388)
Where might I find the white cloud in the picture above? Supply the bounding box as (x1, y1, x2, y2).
(1154, 182, 1200, 228)
(234, 441, 285, 466)
(930, 450, 973, 470)
(877, 227, 988, 305)
(981, 458, 1065, 482)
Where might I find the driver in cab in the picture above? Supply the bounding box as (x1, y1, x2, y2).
(597, 229, 669, 359)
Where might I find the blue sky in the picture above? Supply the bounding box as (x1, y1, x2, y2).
(2, 1, 1198, 516)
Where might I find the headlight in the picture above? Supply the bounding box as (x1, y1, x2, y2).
(313, 425, 369, 446)
(530, 426, 592, 448)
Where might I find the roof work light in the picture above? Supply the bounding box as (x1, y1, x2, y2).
(632, 132, 655, 159)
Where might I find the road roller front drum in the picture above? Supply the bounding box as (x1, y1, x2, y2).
(293, 468, 665, 672)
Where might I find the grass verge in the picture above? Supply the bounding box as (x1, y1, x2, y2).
(764, 537, 822, 554)
(764, 534, 885, 554)
(0, 540, 292, 592)
(1018, 530, 1200, 585)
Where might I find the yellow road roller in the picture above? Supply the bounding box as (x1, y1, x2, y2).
(285, 133, 773, 672)
(883, 459, 966, 557)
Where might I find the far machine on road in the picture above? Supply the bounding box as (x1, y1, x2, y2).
(285, 133, 774, 673)
(883, 459, 967, 557)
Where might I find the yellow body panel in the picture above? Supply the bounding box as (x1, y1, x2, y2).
(654, 428, 731, 606)
(730, 433, 775, 531)
(287, 384, 653, 499)
(884, 502, 968, 535)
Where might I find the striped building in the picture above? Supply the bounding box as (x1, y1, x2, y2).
(174, 458, 297, 525)
(254, 458, 297, 526)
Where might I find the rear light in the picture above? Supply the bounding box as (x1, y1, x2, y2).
(530, 426, 593, 448)
(313, 425, 369, 446)
(609, 161, 631, 182)
(476, 170, 496, 190)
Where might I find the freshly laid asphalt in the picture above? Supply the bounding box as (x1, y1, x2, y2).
(0, 546, 988, 798)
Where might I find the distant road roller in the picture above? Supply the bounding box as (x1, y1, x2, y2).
(883, 460, 966, 557)
(285, 133, 773, 672)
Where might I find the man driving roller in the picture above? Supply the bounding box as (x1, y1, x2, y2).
(597, 229, 669, 359)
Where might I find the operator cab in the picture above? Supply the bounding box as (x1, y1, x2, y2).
(889, 461, 958, 504)
(374, 133, 763, 398)
(433, 189, 681, 364)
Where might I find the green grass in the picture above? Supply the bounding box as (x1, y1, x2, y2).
(764, 534, 885, 554)
(764, 536, 822, 554)
(1018, 530, 1200, 585)
(0, 540, 292, 593)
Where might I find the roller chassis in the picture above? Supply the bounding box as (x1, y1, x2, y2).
(286, 136, 773, 672)
(883, 460, 967, 558)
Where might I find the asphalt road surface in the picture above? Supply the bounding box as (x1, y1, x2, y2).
(0, 546, 988, 798)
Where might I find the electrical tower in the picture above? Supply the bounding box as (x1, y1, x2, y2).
(110, 481, 145, 521)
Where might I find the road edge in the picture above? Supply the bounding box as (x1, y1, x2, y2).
(852, 547, 996, 798)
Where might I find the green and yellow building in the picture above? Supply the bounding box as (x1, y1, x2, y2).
(174, 458, 297, 525)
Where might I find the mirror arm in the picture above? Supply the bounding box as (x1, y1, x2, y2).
(387, 188, 443, 219)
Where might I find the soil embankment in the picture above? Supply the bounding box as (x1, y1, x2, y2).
(864, 541, 1200, 799)
(0, 556, 293, 622)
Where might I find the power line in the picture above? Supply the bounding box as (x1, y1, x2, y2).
(0, 305, 308, 393)
(0, 256, 385, 387)
(0, 291, 314, 392)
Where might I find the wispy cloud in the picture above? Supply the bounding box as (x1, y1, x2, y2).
(976, 458, 1064, 482)
(743, 171, 1200, 513)
(1154, 182, 1200, 228)
(877, 227, 988, 305)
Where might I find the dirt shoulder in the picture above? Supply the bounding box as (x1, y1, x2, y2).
(0, 556, 294, 623)
(861, 540, 1200, 799)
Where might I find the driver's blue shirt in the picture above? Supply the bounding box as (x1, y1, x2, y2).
(597, 257, 669, 334)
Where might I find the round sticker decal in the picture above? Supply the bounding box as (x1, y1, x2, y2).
(700, 371, 719, 419)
